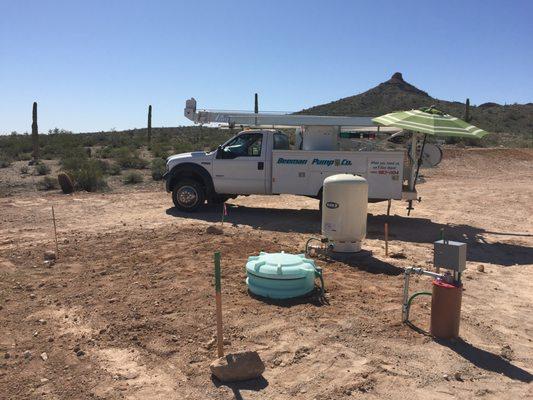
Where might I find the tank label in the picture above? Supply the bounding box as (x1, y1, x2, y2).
(325, 201, 339, 209)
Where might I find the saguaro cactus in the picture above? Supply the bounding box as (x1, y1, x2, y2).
(31, 102, 39, 161)
(147, 105, 152, 145)
(464, 98, 471, 122)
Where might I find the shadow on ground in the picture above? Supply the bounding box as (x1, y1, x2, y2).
(212, 376, 269, 400)
(166, 204, 532, 266)
(326, 250, 404, 275)
(405, 323, 533, 383)
(436, 338, 533, 383)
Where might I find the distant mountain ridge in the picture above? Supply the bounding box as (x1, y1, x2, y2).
(298, 73, 533, 140)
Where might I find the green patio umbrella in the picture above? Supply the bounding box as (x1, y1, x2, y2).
(372, 106, 489, 138)
(373, 106, 489, 214)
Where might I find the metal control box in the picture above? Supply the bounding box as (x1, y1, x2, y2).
(434, 240, 467, 272)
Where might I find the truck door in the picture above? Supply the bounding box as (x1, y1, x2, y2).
(212, 131, 267, 194)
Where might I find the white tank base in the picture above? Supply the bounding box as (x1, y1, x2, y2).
(331, 241, 362, 253)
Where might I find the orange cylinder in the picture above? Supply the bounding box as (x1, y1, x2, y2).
(430, 280, 462, 339)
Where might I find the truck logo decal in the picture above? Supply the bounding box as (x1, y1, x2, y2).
(311, 158, 352, 166)
(277, 158, 308, 165)
(326, 202, 339, 209)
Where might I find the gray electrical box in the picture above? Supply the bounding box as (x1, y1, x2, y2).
(434, 240, 467, 272)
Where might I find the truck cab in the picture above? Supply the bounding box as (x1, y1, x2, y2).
(164, 129, 288, 211)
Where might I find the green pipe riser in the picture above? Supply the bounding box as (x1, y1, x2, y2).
(214, 251, 221, 293)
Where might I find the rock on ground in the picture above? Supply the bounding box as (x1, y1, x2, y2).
(205, 225, 223, 235)
(210, 351, 265, 382)
(44, 250, 56, 261)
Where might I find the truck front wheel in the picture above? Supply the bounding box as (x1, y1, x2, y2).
(172, 179, 205, 212)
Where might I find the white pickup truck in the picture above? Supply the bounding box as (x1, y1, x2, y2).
(164, 129, 411, 211)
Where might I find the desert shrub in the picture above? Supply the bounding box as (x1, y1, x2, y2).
(173, 142, 196, 154)
(0, 127, 236, 162)
(0, 149, 13, 168)
(116, 150, 148, 169)
(62, 157, 107, 192)
(123, 171, 143, 184)
(108, 162, 122, 175)
(99, 146, 148, 169)
(37, 176, 58, 191)
(0, 157, 12, 168)
(20, 165, 29, 174)
(35, 162, 51, 175)
(95, 159, 110, 174)
(59, 146, 89, 164)
(96, 145, 130, 159)
(19, 153, 32, 161)
(151, 158, 167, 181)
(150, 143, 171, 159)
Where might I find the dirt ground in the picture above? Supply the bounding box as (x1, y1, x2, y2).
(0, 148, 532, 399)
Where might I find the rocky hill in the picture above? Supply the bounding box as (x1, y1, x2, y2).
(298, 73, 532, 146)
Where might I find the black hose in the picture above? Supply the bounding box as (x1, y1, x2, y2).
(315, 267, 325, 297)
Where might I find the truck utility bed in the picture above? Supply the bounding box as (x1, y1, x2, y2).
(272, 150, 404, 199)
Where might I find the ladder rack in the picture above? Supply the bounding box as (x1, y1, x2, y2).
(184, 98, 376, 129)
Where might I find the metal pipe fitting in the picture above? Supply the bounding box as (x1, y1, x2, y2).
(402, 267, 446, 323)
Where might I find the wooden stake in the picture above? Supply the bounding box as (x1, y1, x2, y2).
(214, 252, 224, 358)
(384, 222, 389, 257)
(52, 206, 59, 257)
(220, 203, 227, 227)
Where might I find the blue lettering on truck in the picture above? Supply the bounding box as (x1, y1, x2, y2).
(311, 158, 352, 166)
(277, 157, 353, 166)
(277, 158, 308, 165)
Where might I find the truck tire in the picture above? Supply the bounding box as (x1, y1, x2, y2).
(172, 179, 205, 212)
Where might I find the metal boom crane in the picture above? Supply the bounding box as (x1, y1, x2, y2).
(184, 98, 377, 129)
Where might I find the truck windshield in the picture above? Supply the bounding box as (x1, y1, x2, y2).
(221, 132, 262, 158)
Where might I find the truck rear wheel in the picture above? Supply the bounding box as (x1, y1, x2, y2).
(172, 179, 205, 212)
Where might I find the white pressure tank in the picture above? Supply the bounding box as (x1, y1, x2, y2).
(321, 174, 368, 252)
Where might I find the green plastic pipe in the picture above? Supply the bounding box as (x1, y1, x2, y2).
(405, 291, 432, 322)
(214, 251, 221, 293)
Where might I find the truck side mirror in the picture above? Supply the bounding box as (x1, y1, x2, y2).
(216, 145, 223, 159)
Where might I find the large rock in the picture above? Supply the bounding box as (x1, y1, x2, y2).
(210, 351, 265, 382)
(205, 225, 223, 235)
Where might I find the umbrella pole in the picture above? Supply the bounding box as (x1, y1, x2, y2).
(407, 133, 427, 216)
(413, 134, 427, 192)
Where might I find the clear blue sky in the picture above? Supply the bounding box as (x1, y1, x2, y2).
(1, 0, 532, 134)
